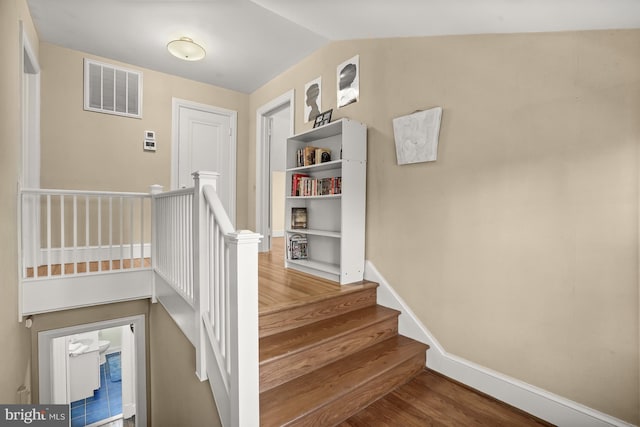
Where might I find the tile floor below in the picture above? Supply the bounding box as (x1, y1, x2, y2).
(71, 353, 122, 427)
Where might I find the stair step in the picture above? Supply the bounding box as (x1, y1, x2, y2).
(260, 305, 400, 393)
(260, 335, 428, 427)
(259, 283, 378, 338)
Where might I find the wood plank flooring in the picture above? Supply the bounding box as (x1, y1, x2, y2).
(258, 237, 374, 315)
(338, 370, 553, 426)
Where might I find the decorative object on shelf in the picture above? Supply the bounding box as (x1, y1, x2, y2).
(289, 234, 308, 260)
(337, 55, 359, 108)
(304, 77, 322, 123)
(313, 109, 333, 128)
(291, 207, 308, 229)
(392, 107, 443, 165)
(315, 148, 331, 164)
(167, 37, 206, 61)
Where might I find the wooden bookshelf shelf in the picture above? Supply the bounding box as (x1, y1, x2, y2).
(286, 229, 341, 239)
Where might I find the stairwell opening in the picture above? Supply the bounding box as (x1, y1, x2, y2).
(37, 315, 147, 427)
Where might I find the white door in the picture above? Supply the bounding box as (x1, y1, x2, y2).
(269, 106, 291, 247)
(121, 324, 136, 420)
(173, 99, 236, 225)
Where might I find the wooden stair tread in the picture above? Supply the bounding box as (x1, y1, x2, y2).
(260, 335, 428, 426)
(259, 285, 378, 338)
(259, 280, 378, 316)
(259, 305, 401, 393)
(260, 305, 399, 362)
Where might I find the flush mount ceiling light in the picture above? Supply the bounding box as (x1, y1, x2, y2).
(167, 37, 206, 61)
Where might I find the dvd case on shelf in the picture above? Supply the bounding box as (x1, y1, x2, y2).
(291, 207, 307, 229)
(289, 234, 308, 260)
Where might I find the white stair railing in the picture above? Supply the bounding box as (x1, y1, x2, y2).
(18, 188, 154, 318)
(152, 186, 195, 305)
(19, 188, 152, 280)
(193, 172, 261, 427)
(153, 172, 260, 427)
(19, 173, 260, 426)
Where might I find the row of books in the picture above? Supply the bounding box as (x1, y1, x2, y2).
(291, 174, 342, 197)
(296, 146, 332, 167)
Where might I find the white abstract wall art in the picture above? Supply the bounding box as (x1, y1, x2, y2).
(392, 107, 443, 165)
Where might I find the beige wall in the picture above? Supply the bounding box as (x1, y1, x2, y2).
(0, 0, 39, 404)
(149, 303, 221, 427)
(40, 43, 250, 228)
(249, 30, 640, 423)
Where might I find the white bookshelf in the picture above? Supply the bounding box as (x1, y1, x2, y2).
(284, 118, 367, 284)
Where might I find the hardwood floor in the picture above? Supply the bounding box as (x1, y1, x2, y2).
(258, 237, 374, 315)
(338, 370, 552, 426)
(259, 238, 553, 426)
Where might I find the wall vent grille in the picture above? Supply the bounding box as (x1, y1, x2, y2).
(84, 58, 142, 119)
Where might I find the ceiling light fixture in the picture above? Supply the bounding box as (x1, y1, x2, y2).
(167, 37, 206, 61)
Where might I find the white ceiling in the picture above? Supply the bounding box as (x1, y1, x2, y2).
(27, 0, 640, 94)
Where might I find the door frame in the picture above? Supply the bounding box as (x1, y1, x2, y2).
(19, 22, 41, 299)
(38, 315, 148, 426)
(255, 90, 294, 252)
(20, 21, 40, 189)
(171, 98, 237, 224)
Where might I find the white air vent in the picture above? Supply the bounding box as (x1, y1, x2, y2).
(84, 58, 142, 118)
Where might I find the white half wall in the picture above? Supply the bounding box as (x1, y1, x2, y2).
(154, 271, 196, 347)
(364, 261, 635, 427)
(22, 270, 153, 316)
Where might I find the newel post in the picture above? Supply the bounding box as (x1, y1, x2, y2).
(192, 171, 220, 381)
(149, 185, 163, 303)
(227, 230, 262, 427)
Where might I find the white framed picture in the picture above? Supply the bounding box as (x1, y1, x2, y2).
(337, 55, 359, 108)
(304, 77, 322, 123)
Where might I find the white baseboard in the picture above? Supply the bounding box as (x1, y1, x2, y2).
(272, 229, 284, 238)
(364, 261, 634, 427)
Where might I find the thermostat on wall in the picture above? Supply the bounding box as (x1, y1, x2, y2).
(144, 130, 156, 152)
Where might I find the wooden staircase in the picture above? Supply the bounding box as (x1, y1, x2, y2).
(259, 281, 429, 426)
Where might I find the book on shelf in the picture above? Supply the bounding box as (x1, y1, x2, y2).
(304, 146, 317, 166)
(291, 173, 310, 196)
(295, 146, 331, 167)
(292, 176, 342, 197)
(291, 207, 307, 229)
(288, 234, 308, 260)
(295, 147, 314, 167)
